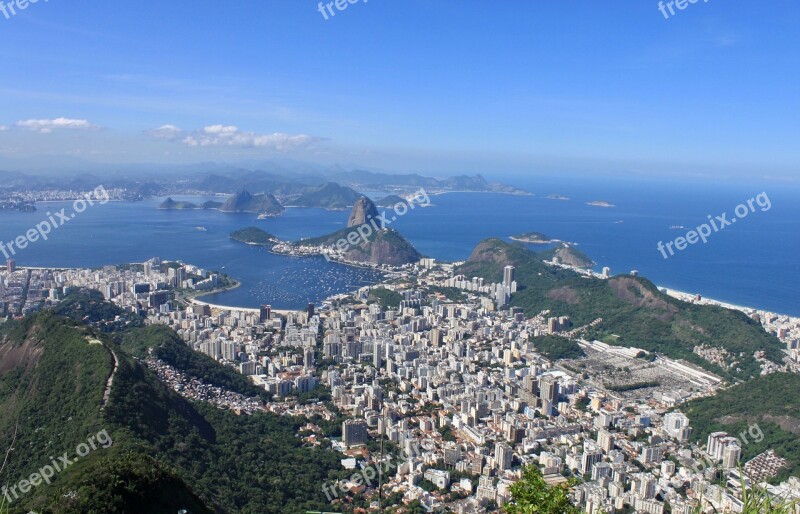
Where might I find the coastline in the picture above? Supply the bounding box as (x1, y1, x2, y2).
(428, 190, 531, 197)
(188, 297, 301, 316)
(266, 247, 393, 272)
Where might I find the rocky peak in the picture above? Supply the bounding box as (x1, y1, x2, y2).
(347, 196, 380, 227)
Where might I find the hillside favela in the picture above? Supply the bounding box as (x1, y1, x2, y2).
(1, 3, 798, 514)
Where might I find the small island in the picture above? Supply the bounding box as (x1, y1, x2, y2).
(375, 194, 406, 208)
(159, 190, 282, 217)
(546, 194, 570, 201)
(510, 231, 559, 244)
(159, 198, 223, 210)
(587, 200, 615, 208)
(230, 227, 279, 246)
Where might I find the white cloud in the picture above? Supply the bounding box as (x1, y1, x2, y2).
(15, 118, 97, 134)
(0, 125, 8, 131)
(148, 124, 325, 151)
(145, 124, 185, 141)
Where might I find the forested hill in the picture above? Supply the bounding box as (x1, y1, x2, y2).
(0, 301, 345, 513)
(458, 238, 784, 381)
(685, 373, 800, 482)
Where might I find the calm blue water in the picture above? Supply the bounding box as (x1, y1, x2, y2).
(0, 197, 383, 309)
(0, 176, 797, 314)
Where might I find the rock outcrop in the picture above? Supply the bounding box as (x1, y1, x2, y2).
(347, 196, 381, 227)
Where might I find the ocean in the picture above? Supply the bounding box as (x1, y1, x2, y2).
(0, 176, 797, 315)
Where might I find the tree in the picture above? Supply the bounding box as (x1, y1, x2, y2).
(504, 466, 580, 514)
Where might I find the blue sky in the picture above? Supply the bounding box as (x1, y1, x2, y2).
(0, 0, 797, 179)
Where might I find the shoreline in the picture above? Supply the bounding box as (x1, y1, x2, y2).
(266, 247, 394, 272)
(187, 297, 301, 317)
(428, 190, 531, 197)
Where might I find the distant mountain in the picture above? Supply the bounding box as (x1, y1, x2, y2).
(328, 170, 528, 194)
(220, 190, 284, 216)
(291, 182, 362, 210)
(459, 238, 783, 380)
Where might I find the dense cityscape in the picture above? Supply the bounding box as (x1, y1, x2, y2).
(3, 252, 798, 513)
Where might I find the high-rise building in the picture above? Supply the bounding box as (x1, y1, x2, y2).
(663, 412, 692, 442)
(503, 266, 515, 287)
(722, 444, 741, 469)
(303, 348, 315, 368)
(6, 259, 15, 273)
(597, 429, 615, 453)
(539, 374, 558, 403)
(581, 451, 603, 475)
(342, 419, 369, 447)
(495, 442, 513, 470)
(260, 304, 272, 322)
(149, 290, 169, 309)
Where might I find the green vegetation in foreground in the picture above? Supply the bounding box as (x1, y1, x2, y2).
(230, 226, 278, 246)
(504, 466, 580, 514)
(531, 335, 585, 360)
(458, 238, 783, 381)
(685, 373, 800, 482)
(0, 301, 347, 513)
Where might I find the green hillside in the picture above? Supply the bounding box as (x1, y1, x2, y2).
(300, 226, 422, 266)
(0, 305, 347, 513)
(458, 239, 784, 380)
(121, 324, 269, 400)
(685, 373, 800, 482)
